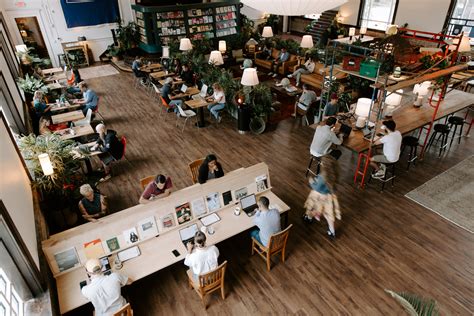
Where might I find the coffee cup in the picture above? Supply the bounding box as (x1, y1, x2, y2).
(200, 226, 207, 234)
(234, 207, 241, 216)
(207, 226, 215, 235)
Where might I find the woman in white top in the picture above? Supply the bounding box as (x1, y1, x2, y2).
(288, 57, 316, 86)
(207, 83, 226, 122)
(184, 231, 219, 280)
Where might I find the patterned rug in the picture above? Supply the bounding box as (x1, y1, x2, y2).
(405, 155, 474, 233)
(79, 65, 120, 80)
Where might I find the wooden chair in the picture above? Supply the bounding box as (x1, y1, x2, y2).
(112, 303, 133, 316)
(159, 96, 172, 120)
(251, 224, 293, 271)
(188, 158, 204, 184)
(139, 175, 155, 191)
(187, 261, 227, 308)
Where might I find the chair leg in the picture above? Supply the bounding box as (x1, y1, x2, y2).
(266, 253, 271, 271)
(182, 117, 188, 132)
(251, 240, 255, 255)
(220, 284, 225, 300)
(449, 124, 458, 148)
(305, 156, 314, 177)
(458, 124, 464, 144)
(282, 246, 286, 263)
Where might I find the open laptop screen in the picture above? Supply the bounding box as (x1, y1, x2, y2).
(180, 84, 188, 93)
(200, 84, 208, 97)
(240, 194, 257, 210)
(179, 223, 198, 242)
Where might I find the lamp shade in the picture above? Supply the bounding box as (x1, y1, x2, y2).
(179, 38, 192, 51)
(355, 98, 371, 117)
(413, 81, 431, 96)
(360, 27, 367, 35)
(15, 44, 27, 53)
(38, 153, 54, 176)
(218, 40, 227, 53)
(209, 50, 224, 65)
(385, 89, 403, 106)
(241, 0, 348, 16)
(348, 27, 356, 37)
(162, 46, 170, 58)
(300, 35, 314, 48)
(246, 38, 258, 46)
(386, 24, 398, 35)
(241, 68, 259, 86)
(459, 33, 471, 52)
(262, 26, 273, 38)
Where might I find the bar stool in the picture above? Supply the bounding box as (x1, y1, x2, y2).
(368, 162, 397, 192)
(401, 136, 419, 170)
(305, 155, 322, 177)
(426, 123, 451, 157)
(448, 116, 465, 147)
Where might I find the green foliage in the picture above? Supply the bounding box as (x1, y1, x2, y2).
(107, 44, 123, 57)
(227, 13, 258, 50)
(385, 290, 440, 316)
(116, 21, 139, 51)
(17, 134, 81, 194)
(66, 49, 87, 67)
(250, 84, 273, 117)
(16, 47, 51, 68)
(17, 74, 48, 95)
(419, 54, 448, 70)
(273, 38, 301, 55)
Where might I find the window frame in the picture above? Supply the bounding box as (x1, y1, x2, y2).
(357, 0, 400, 31)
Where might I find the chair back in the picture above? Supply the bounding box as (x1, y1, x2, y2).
(140, 175, 155, 191)
(268, 224, 293, 253)
(198, 261, 227, 294)
(188, 158, 204, 184)
(177, 105, 187, 117)
(120, 136, 127, 160)
(67, 72, 75, 86)
(152, 82, 160, 94)
(160, 96, 170, 108)
(112, 303, 133, 316)
(83, 108, 93, 125)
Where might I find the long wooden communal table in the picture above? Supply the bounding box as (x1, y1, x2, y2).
(310, 89, 474, 153)
(149, 71, 175, 80)
(56, 124, 94, 141)
(49, 102, 82, 113)
(42, 163, 290, 314)
(51, 110, 84, 124)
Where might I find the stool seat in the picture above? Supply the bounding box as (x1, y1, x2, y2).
(448, 116, 464, 125)
(402, 136, 419, 146)
(434, 124, 450, 133)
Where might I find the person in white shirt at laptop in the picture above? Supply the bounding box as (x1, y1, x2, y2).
(288, 56, 316, 86)
(184, 231, 219, 280)
(81, 258, 130, 316)
(370, 119, 402, 178)
(292, 84, 318, 117)
(206, 83, 226, 122)
(310, 117, 343, 158)
(250, 196, 281, 247)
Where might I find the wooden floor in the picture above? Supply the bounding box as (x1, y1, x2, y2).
(65, 70, 473, 315)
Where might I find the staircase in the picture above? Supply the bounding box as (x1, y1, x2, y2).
(306, 10, 339, 46)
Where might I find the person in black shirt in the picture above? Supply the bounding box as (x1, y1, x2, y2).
(180, 64, 194, 86)
(198, 154, 224, 184)
(91, 123, 124, 182)
(78, 184, 107, 222)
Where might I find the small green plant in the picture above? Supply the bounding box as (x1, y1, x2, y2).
(16, 47, 51, 67)
(116, 21, 139, 51)
(17, 74, 48, 95)
(385, 290, 439, 316)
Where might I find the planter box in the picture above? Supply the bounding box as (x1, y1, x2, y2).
(359, 60, 381, 78)
(342, 55, 363, 71)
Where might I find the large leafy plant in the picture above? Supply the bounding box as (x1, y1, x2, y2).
(17, 74, 48, 95)
(116, 21, 139, 51)
(386, 290, 439, 316)
(250, 84, 273, 117)
(16, 47, 51, 67)
(17, 134, 81, 194)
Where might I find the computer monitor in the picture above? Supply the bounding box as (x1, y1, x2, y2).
(200, 84, 208, 97)
(180, 84, 188, 93)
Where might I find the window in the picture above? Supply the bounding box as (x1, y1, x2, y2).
(0, 269, 24, 316)
(360, 0, 398, 31)
(446, 0, 474, 36)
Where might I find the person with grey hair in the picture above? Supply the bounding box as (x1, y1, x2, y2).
(91, 123, 123, 182)
(81, 258, 130, 316)
(160, 77, 183, 112)
(78, 184, 107, 222)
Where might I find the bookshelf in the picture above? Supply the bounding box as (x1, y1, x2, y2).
(131, 1, 241, 53)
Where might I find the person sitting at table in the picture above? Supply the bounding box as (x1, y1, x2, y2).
(206, 83, 226, 122)
(81, 258, 130, 316)
(260, 43, 273, 60)
(288, 56, 315, 86)
(323, 93, 339, 120)
(38, 116, 67, 135)
(92, 124, 124, 182)
(198, 154, 224, 184)
(250, 196, 281, 247)
(309, 117, 343, 158)
(161, 77, 183, 113)
(370, 119, 402, 179)
(139, 174, 173, 204)
(132, 56, 147, 85)
(74, 82, 99, 116)
(33, 90, 51, 117)
(292, 84, 318, 117)
(180, 63, 194, 86)
(173, 58, 182, 75)
(268, 47, 289, 78)
(78, 184, 108, 222)
(184, 231, 220, 281)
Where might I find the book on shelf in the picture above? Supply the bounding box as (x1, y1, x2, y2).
(137, 216, 159, 240)
(160, 213, 175, 229)
(206, 192, 221, 212)
(83, 238, 105, 260)
(104, 237, 120, 253)
(54, 247, 80, 272)
(176, 202, 193, 225)
(191, 197, 207, 217)
(123, 227, 140, 246)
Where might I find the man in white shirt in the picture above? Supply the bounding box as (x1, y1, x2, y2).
(184, 231, 219, 280)
(288, 57, 316, 86)
(310, 117, 343, 158)
(250, 196, 281, 247)
(81, 259, 130, 316)
(370, 119, 402, 178)
(292, 84, 318, 117)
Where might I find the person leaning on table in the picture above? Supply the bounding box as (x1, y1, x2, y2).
(78, 184, 108, 222)
(184, 231, 220, 281)
(198, 154, 224, 184)
(81, 258, 130, 316)
(139, 174, 173, 204)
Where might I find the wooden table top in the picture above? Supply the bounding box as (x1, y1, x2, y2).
(171, 87, 200, 99)
(310, 89, 474, 153)
(150, 71, 175, 80)
(141, 63, 162, 72)
(159, 78, 184, 86)
(56, 124, 94, 140)
(185, 98, 210, 109)
(42, 67, 64, 75)
(46, 82, 64, 90)
(51, 110, 84, 124)
(49, 102, 82, 112)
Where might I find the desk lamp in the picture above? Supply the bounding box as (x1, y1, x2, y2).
(383, 89, 403, 117)
(355, 98, 371, 128)
(413, 81, 430, 107)
(241, 68, 259, 103)
(209, 51, 224, 66)
(38, 153, 54, 176)
(262, 26, 273, 38)
(179, 38, 193, 52)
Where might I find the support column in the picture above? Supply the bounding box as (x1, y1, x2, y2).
(282, 16, 289, 33)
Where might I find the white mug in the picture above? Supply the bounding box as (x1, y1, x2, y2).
(200, 226, 207, 234)
(207, 226, 215, 235)
(234, 207, 241, 216)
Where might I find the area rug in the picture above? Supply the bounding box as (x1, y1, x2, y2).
(405, 155, 474, 233)
(79, 65, 119, 80)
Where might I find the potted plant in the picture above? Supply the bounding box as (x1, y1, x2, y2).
(108, 44, 123, 62)
(249, 84, 273, 134)
(116, 21, 139, 52)
(17, 74, 48, 97)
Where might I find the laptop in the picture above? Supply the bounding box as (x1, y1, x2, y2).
(99, 256, 112, 275)
(180, 84, 188, 93)
(200, 84, 208, 97)
(179, 223, 198, 246)
(339, 123, 352, 137)
(240, 194, 258, 216)
(362, 127, 374, 140)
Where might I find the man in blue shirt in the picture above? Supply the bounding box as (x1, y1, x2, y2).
(269, 47, 289, 78)
(75, 82, 98, 115)
(132, 56, 147, 84)
(250, 196, 281, 247)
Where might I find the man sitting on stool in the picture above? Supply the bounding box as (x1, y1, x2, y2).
(370, 119, 402, 179)
(81, 258, 130, 316)
(310, 117, 343, 158)
(250, 196, 281, 247)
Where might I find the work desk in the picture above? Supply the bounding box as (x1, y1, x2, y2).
(42, 163, 289, 314)
(51, 110, 84, 124)
(310, 89, 474, 153)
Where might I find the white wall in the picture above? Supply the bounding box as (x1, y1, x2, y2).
(2, 0, 134, 67)
(338, 0, 451, 33)
(0, 118, 39, 268)
(1, 50, 24, 123)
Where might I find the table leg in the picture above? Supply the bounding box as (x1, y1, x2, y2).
(195, 107, 208, 128)
(84, 157, 93, 174)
